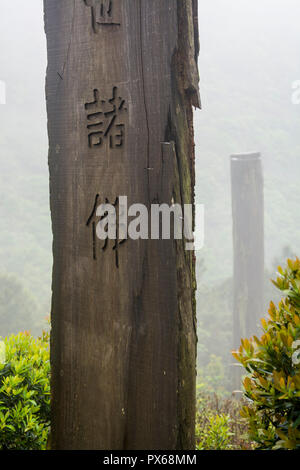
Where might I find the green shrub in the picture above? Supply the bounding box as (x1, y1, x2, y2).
(0, 331, 50, 450)
(196, 411, 233, 450)
(232, 258, 300, 450)
(195, 393, 252, 450)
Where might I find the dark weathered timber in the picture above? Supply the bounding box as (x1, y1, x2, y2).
(44, 0, 200, 450)
(231, 153, 264, 387)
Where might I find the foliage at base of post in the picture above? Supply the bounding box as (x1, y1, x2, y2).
(233, 258, 300, 450)
(195, 392, 253, 450)
(0, 331, 50, 450)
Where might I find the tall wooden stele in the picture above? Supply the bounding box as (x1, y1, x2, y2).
(231, 153, 264, 387)
(44, 0, 200, 450)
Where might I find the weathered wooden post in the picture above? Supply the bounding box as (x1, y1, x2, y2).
(44, 0, 200, 449)
(231, 153, 264, 387)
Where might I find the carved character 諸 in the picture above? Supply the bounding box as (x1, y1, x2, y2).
(85, 87, 127, 149)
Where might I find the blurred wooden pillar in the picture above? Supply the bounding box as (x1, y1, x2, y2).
(231, 153, 264, 387)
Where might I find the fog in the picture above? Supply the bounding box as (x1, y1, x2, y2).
(0, 1, 49, 334)
(0, 0, 300, 389)
(196, 0, 300, 280)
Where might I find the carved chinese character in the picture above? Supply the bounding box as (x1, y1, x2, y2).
(85, 87, 127, 149)
(86, 195, 127, 268)
(83, 0, 120, 33)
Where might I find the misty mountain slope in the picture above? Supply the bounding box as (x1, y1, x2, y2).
(195, 0, 300, 284)
(0, 1, 50, 333)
